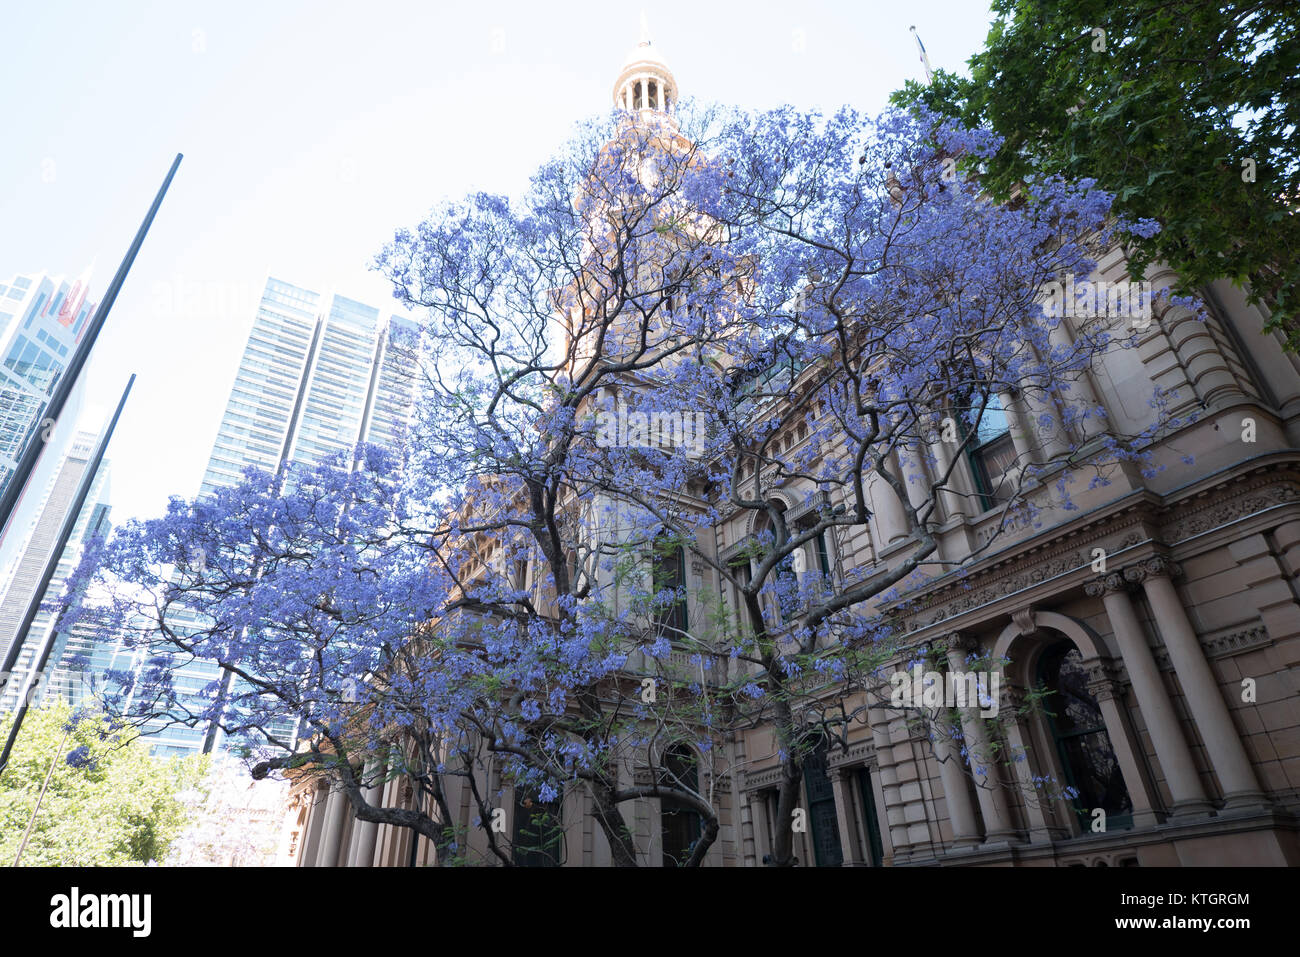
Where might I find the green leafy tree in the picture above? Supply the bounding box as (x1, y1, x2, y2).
(0, 700, 207, 866)
(893, 0, 1300, 346)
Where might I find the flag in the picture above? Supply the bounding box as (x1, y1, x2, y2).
(910, 26, 934, 84)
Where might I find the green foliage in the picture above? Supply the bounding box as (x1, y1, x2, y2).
(893, 0, 1300, 347)
(0, 700, 207, 866)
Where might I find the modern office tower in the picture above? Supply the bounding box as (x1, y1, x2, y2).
(0, 270, 95, 488)
(0, 428, 112, 711)
(0, 270, 95, 594)
(199, 277, 418, 497)
(146, 276, 418, 758)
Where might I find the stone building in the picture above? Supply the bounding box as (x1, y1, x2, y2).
(279, 31, 1300, 868)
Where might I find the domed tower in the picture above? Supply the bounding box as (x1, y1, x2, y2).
(612, 15, 677, 116)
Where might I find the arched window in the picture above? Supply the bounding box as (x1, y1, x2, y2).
(633, 80, 644, 110)
(659, 744, 702, 866)
(1038, 641, 1133, 832)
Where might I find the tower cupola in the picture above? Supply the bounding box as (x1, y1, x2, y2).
(612, 15, 676, 115)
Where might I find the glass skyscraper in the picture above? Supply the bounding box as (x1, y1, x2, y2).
(0, 270, 95, 594)
(147, 276, 418, 758)
(0, 428, 113, 712)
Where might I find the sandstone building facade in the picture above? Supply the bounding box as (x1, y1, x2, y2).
(280, 33, 1300, 868)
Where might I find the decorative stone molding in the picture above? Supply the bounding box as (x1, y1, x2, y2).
(718, 535, 756, 565)
(897, 525, 1148, 632)
(826, 740, 875, 770)
(741, 765, 786, 792)
(1158, 474, 1300, 544)
(785, 490, 831, 525)
(1141, 556, 1181, 580)
(1151, 622, 1272, 669)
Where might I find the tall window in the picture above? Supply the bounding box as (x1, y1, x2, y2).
(803, 736, 844, 866)
(1038, 641, 1133, 832)
(512, 783, 564, 867)
(651, 534, 687, 639)
(659, 744, 702, 866)
(856, 767, 885, 866)
(963, 392, 1017, 510)
(795, 515, 834, 580)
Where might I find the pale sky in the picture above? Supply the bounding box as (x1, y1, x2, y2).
(0, 0, 997, 524)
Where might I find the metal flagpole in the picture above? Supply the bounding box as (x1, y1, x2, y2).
(0, 373, 135, 778)
(0, 154, 181, 545)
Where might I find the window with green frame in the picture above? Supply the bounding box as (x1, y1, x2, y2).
(961, 391, 1018, 511)
(651, 534, 687, 639)
(659, 744, 703, 866)
(512, 782, 564, 866)
(855, 767, 886, 866)
(1037, 641, 1134, 833)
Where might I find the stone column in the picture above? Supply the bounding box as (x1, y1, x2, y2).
(997, 681, 1063, 841)
(898, 449, 931, 517)
(927, 702, 982, 847)
(316, 785, 350, 867)
(1081, 658, 1163, 829)
(1047, 319, 1107, 440)
(867, 706, 911, 859)
(348, 763, 385, 867)
(868, 466, 910, 546)
(1138, 558, 1268, 809)
(944, 636, 1018, 842)
(1019, 384, 1071, 461)
(999, 390, 1033, 462)
(931, 430, 969, 522)
(1086, 574, 1213, 816)
(297, 783, 328, 867)
(827, 767, 864, 865)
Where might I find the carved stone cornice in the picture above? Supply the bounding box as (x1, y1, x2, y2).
(892, 521, 1149, 634)
(1157, 468, 1300, 544)
(884, 461, 1300, 638)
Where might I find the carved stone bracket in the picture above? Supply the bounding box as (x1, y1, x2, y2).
(1010, 606, 1038, 638)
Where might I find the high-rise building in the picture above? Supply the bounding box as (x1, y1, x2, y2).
(144, 276, 418, 759)
(0, 428, 112, 711)
(199, 277, 417, 497)
(0, 269, 96, 596)
(0, 270, 95, 489)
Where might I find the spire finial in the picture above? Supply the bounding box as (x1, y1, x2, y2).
(639, 10, 651, 45)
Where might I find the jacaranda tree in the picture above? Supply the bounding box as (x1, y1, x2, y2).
(71, 101, 1185, 865)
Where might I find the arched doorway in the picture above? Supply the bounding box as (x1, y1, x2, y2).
(1037, 639, 1134, 833)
